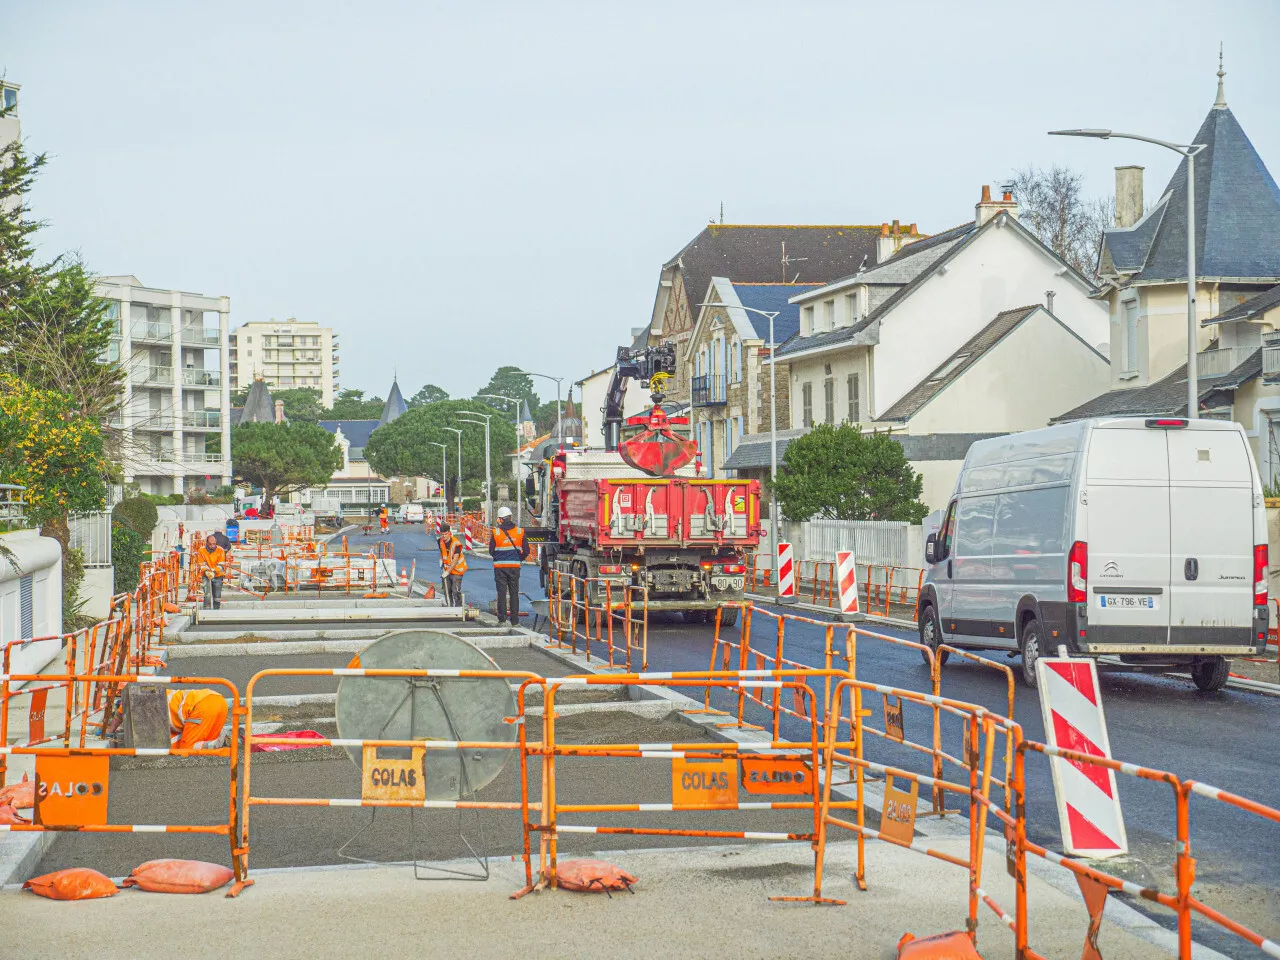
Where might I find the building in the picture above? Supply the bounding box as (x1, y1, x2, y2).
(97, 276, 232, 496)
(639, 222, 922, 405)
(228, 319, 340, 406)
(0, 79, 20, 166)
(686, 279, 819, 476)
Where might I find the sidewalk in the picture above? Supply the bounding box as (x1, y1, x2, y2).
(5, 840, 1174, 960)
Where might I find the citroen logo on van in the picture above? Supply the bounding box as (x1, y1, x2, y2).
(1100, 560, 1122, 578)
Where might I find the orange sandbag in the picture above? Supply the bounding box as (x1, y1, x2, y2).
(0, 801, 31, 824)
(122, 859, 234, 894)
(24, 868, 119, 900)
(556, 859, 637, 893)
(0, 772, 33, 809)
(897, 931, 982, 959)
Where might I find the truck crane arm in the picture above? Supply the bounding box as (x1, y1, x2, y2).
(602, 343, 678, 452)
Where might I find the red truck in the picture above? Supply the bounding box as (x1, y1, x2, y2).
(529, 450, 760, 625)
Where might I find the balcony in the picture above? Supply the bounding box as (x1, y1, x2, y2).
(157, 451, 225, 465)
(691, 374, 727, 406)
(130, 322, 173, 343)
(181, 326, 221, 346)
(132, 411, 176, 431)
(181, 368, 221, 387)
(135, 366, 173, 387)
(1263, 337, 1280, 385)
(1199, 345, 1256, 379)
(182, 410, 222, 430)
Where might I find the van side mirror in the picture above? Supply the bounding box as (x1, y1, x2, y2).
(925, 534, 937, 565)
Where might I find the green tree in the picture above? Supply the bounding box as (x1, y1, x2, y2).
(327, 388, 384, 420)
(773, 423, 928, 522)
(231, 421, 343, 510)
(533, 399, 561, 435)
(476, 366, 539, 413)
(111, 521, 146, 593)
(364, 400, 517, 488)
(230, 387, 250, 407)
(408, 383, 449, 408)
(111, 496, 159, 539)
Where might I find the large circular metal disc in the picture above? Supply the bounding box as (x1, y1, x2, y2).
(336, 629, 518, 799)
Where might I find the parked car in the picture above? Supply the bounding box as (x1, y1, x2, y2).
(919, 417, 1269, 690)
(398, 503, 425, 524)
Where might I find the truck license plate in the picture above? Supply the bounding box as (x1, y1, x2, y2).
(1098, 595, 1157, 610)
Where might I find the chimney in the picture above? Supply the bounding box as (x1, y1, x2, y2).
(975, 184, 1019, 227)
(1115, 165, 1144, 228)
(1045, 290, 1056, 314)
(274, 400, 284, 423)
(876, 222, 897, 263)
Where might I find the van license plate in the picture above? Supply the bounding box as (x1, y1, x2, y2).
(1098, 595, 1158, 610)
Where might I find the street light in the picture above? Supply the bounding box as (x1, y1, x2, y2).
(518, 370, 564, 445)
(479, 394, 522, 527)
(458, 411, 493, 525)
(1049, 128, 1207, 419)
(697, 300, 787, 594)
(426, 441, 447, 509)
(442, 427, 464, 515)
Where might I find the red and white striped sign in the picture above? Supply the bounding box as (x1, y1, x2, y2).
(777, 542, 795, 598)
(1036, 656, 1128, 858)
(464, 525, 474, 552)
(836, 551, 859, 614)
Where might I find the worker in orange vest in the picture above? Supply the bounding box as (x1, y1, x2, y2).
(379, 504, 389, 533)
(489, 506, 529, 626)
(167, 689, 230, 749)
(195, 533, 227, 610)
(438, 523, 467, 607)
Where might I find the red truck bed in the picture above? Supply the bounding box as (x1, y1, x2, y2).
(559, 478, 760, 549)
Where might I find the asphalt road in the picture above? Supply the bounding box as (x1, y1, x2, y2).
(362, 525, 1280, 957)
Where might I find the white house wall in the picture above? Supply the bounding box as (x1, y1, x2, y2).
(578, 368, 649, 449)
(871, 225, 1108, 419)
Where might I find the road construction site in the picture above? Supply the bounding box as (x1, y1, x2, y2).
(3, 523, 1278, 960)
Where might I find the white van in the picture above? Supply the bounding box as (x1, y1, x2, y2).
(919, 417, 1269, 690)
(398, 503, 425, 524)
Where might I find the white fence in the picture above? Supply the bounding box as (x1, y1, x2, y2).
(69, 511, 113, 567)
(776, 518, 923, 568)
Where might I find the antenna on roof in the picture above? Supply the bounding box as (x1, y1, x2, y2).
(719, 201, 724, 225)
(780, 241, 808, 283)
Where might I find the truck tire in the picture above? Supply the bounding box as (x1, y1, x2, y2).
(1190, 656, 1229, 692)
(682, 610, 708, 625)
(719, 607, 739, 629)
(918, 605, 950, 668)
(1019, 618, 1043, 688)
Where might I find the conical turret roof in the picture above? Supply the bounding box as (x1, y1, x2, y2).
(240, 378, 277, 424)
(378, 377, 408, 427)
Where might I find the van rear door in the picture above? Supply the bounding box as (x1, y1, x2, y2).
(1166, 426, 1254, 643)
(1084, 425, 1171, 647)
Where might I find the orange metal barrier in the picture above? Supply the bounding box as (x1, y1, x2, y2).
(546, 570, 648, 671)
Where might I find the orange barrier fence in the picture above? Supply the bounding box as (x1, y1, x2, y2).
(546, 570, 648, 671)
(747, 555, 926, 623)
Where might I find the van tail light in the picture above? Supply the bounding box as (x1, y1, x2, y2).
(1068, 541, 1088, 603)
(1254, 545, 1268, 606)
(1145, 418, 1188, 429)
(599, 564, 623, 575)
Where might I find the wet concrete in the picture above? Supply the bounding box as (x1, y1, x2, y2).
(36, 712, 829, 879)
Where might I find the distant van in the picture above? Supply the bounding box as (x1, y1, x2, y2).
(398, 503, 425, 524)
(919, 417, 1269, 691)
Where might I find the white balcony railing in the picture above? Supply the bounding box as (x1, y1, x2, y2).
(1197, 345, 1255, 378)
(182, 410, 221, 429)
(181, 326, 221, 346)
(130, 322, 173, 342)
(136, 365, 173, 386)
(181, 368, 221, 387)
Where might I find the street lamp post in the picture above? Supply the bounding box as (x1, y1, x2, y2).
(459, 411, 493, 525)
(1049, 128, 1207, 419)
(442, 427, 464, 515)
(480, 394, 522, 527)
(426, 441, 447, 510)
(519, 371, 564, 445)
(698, 301, 785, 591)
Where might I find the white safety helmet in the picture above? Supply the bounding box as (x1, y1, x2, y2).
(497, 506, 513, 520)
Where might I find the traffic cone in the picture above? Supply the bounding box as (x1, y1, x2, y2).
(399, 568, 409, 589)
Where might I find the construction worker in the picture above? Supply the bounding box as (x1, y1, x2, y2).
(379, 504, 389, 533)
(437, 522, 467, 607)
(196, 533, 227, 610)
(167, 688, 230, 749)
(489, 506, 529, 627)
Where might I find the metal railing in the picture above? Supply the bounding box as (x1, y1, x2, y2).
(800, 518, 912, 567)
(0, 484, 27, 530)
(181, 368, 221, 387)
(136, 365, 174, 386)
(691, 373, 727, 405)
(129, 322, 173, 342)
(180, 326, 221, 345)
(182, 410, 222, 429)
(68, 511, 113, 567)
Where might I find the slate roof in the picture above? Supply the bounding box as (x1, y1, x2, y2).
(237, 379, 277, 424)
(803, 221, 978, 293)
(1051, 348, 1261, 422)
(318, 419, 379, 459)
(378, 379, 408, 427)
(729, 282, 820, 344)
(1101, 104, 1280, 282)
(722, 428, 1004, 470)
(1208, 282, 1280, 323)
(877, 306, 1043, 422)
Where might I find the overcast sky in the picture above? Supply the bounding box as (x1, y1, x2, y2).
(8, 1, 1279, 405)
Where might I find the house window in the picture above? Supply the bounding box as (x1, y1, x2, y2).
(1123, 300, 1139, 376)
(731, 338, 742, 382)
(847, 372, 860, 423)
(801, 382, 813, 428)
(802, 305, 814, 336)
(844, 293, 857, 326)
(823, 300, 835, 332)
(722, 419, 730, 460)
(824, 378, 835, 424)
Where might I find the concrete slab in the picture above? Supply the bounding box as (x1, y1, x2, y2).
(5, 840, 1175, 960)
(194, 606, 464, 624)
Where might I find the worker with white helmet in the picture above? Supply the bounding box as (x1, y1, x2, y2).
(489, 506, 529, 626)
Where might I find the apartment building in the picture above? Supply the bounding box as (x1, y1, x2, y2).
(97, 276, 232, 496)
(228, 319, 340, 407)
(0, 80, 19, 159)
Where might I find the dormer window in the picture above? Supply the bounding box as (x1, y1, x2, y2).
(802, 305, 815, 336)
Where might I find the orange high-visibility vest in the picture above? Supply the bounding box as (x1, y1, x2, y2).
(443, 535, 467, 576)
(196, 546, 226, 579)
(167, 689, 228, 749)
(491, 525, 526, 569)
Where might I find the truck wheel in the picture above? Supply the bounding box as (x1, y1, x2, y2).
(1019, 618, 1043, 688)
(1190, 656, 1229, 692)
(682, 610, 707, 625)
(919, 605, 949, 668)
(719, 607, 739, 628)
